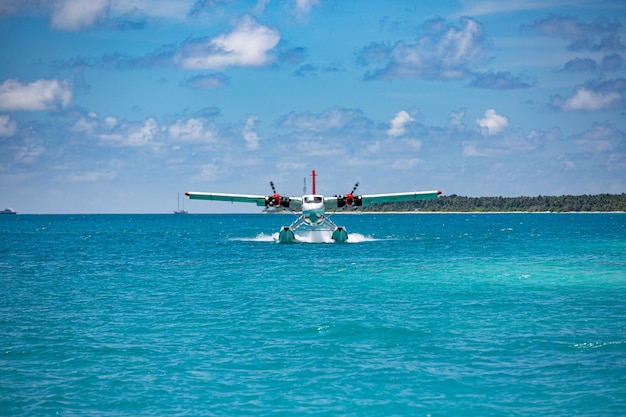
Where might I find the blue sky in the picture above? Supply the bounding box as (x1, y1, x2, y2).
(1, 0, 625, 213)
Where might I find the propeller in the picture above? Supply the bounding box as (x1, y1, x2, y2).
(265, 181, 289, 208)
(337, 181, 362, 208)
(345, 182, 359, 207)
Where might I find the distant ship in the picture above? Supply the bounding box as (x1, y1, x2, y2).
(173, 193, 188, 214)
(1, 208, 16, 215)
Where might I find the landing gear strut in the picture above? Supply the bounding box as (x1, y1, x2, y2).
(277, 217, 348, 243)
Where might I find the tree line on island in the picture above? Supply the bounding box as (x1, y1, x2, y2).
(361, 193, 626, 212)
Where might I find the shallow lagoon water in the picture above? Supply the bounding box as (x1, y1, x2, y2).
(1, 213, 625, 416)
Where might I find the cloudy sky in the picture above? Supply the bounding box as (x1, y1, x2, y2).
(1, 0, 625, 213)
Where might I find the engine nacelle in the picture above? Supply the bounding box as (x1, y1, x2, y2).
(265, 194, 290, 208)
(336, 194, 363, 208)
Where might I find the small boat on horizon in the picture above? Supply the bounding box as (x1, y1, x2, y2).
(1, 208, 17, 215)
(173, 193, 188, 214)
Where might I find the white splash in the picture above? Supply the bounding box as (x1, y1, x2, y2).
(345, 233, 379, 243)
(294, 230, 334, 243)
(231, 231, 380, 243)
(230, 232, 278, 242)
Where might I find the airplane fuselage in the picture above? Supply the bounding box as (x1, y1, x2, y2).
(302, 194, 325, 225)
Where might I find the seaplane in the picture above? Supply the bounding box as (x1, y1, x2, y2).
(185, 170, 441, 243)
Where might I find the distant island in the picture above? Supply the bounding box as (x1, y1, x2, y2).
(361, 193, 626, 213)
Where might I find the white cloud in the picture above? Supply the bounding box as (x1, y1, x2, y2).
(276, 107, 370, 131)
(572, 122, 621, 153)
(462, 143, 484, 157)
(99, 118, 160, 147)
(253, 0, 271, 14)
(559, 87, 621, 111)
(51, 0, 108, 31)
(390, 157, 423, 170)
(196, 163, 220, 181)
(168, 118, 217, 143)
(0, 115, 17, 137)
(0, 78, 72, 111)
(243, 115, 260, 150)
(403, 139, 422, 150)
(126, 118, 159, 146)
(175, 16, 280, 69)
(476, 109, 509, 135)
(440, 18, 485, 68)
(387, 110, 415, 137)
(295, 0, 319, 16)
(550, 79, 626, 112)
(14, 142, 45, 164)
(523, 14, 625, 52)
(4, 1, 197, 30)
(111, 0, 192, 21)
(360, 17, 488, 80)
(447, 109, 466, 131)
(65, 170, 118, 183)
(74, 114, 221, 150)
(463, 127, 548, 158)
(105, 116, 118, 128)
(462, 140, 520, 158)
(456, 0, 560, 17)
(185, 73, 229, 90)
(71, 113, 98, 133)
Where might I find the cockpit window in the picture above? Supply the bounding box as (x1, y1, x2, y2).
(304, 196, 323, 204)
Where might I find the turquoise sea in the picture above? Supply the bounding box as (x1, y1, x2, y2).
(1, 213, 625, 416)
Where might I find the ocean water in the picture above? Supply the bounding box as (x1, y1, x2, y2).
(1, 213, 625, 416)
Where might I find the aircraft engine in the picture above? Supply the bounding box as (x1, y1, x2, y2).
(265, 181, 291, 208)
(265, 193, 282, 207)
(336, 182, 362, 208)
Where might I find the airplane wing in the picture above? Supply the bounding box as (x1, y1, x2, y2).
(324, 197, 340, 210)
(288, 197, 303, 210)
(185, 192, 268, 206)
(325, 190, 441, 209)
(359, 190, 442, 206)
(185, 192, 303, 210)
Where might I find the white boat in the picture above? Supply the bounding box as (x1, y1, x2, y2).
(1, 208, 16, 214)
(173, 193, 188, 214)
